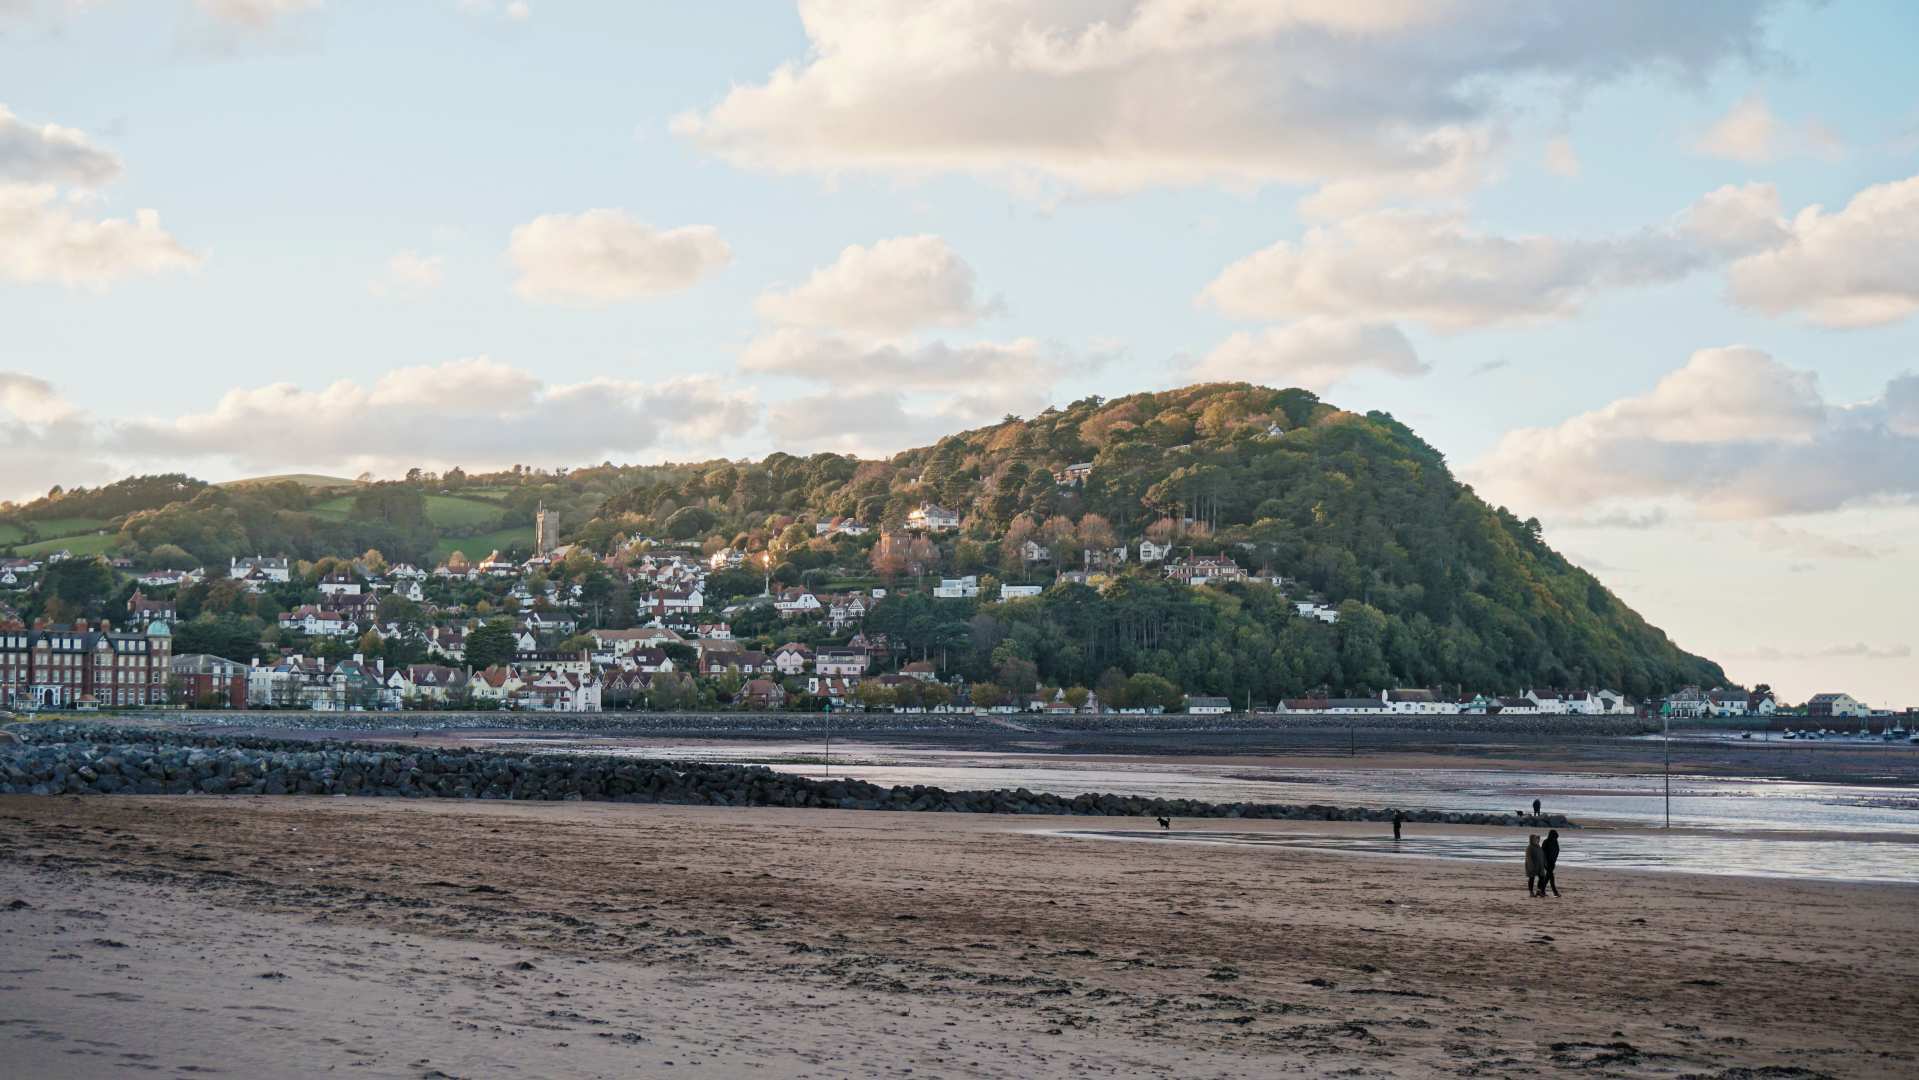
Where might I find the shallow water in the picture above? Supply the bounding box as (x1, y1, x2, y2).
(501, 739, 1919, 836)
(1052, 828, 1919, 886)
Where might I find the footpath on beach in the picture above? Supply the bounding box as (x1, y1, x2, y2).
(0, 722, 1574, 828)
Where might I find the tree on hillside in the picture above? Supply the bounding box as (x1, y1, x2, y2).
(464, 620, 517, 670)
(664, 506, 717, 540)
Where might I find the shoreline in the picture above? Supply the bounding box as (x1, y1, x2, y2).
(3, 796, 1914, 1077)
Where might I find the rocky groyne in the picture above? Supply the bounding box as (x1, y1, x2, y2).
(126, 708, 1659, 738)
(0, 724, 1572, 828)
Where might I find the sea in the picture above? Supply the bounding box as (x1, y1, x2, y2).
(495, 737, 1919, 885)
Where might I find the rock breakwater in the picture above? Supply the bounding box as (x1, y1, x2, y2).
(0, 725, 1573, 828)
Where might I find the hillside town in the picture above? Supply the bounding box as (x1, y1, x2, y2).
(0, 515, 1901, 726)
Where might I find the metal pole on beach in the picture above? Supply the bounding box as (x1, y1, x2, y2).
(825, 705, 832, 779)
(1664, 709, 1671, 830)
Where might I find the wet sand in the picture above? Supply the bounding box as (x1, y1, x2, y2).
(4, 796, 1915, 1077)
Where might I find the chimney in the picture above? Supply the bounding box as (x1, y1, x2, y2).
(74, 618, 88, 632)
(352, 653, 364, 665)
(100, 619, 112, 633)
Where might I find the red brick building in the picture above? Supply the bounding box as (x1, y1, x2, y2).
(169, 653, 249, 708)
(0, 618, 173, 709)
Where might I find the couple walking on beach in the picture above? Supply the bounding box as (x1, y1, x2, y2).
(1526, 830, 1562, 897)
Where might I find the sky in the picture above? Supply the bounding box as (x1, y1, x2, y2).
(1, 1, 1916, 707)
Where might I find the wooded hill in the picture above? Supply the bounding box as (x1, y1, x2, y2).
(0, 383, 1724, 700)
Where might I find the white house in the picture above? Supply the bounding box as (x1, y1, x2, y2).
(1165, 555, 1247, 586)
(317, 573, 361, 597)
(524, 610, 578, 636)
(1808, 692, 1870, 719)
(387, 664, 466, 705)
(772, 643, 812, 676)
(516, 670, 602, 713)
(641, 588, 704, 618)
(773, 589, 823, 617)
(815, 649, 868, 678)
(1294, 601, 1340, 624)
(1185, 695, 1232, 715)
(933, 575, 980, 599)
(279, 605, 355, 638)
(1383, 689, 1455, 715)
(825, 594, 869, 630)
(469, 666, 524, 705)
(230, 556, 290, 583)
(1020, 540, 1052, 563)
(1000, 584, 1043, 600)
(906, 504, 962, 532)
(1138, 539, 1172, 564)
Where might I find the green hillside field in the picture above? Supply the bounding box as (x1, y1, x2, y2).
(430, 526, 534, 562)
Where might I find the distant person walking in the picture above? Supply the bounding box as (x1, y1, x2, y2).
(1539, 829, 1562, 897)
(1525, 835, 1544, 897)
(1392, 810, 1404, 841)
(1532, 798, 1542, 817)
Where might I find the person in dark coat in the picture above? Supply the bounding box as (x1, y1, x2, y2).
(1392, 810, 1404, 841)
(1525, 835, 1544, 897)
(1532, 798, 1542, 817)
(1539, 829, 1561, 897)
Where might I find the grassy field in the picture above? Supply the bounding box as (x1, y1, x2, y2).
(307, 497, 354, 520)
(306, 494, 501, 530)
(306, 494, 500, 529)
(430, 526, 534, 562)
(23, 517, 109, 538)
(424, 495, 505, 529)
(219, 474, 360, 490)
(17, 532, 121, 557)
(0, 523, 23, 545)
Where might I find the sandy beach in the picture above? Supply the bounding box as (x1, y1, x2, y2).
(3, 795, 1915, 1078)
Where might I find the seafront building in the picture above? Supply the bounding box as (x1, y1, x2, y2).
(0, 618, 173, 709)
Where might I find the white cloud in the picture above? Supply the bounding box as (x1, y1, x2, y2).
(675, 2, 1770, 204)
(1198, 180, 1805, 330)
(743, 329, 1089, 390)
(508, 210, 730, 305)
(1745, 521, 1882, 561)
(195, 0, 322, 28)
(371, 249, 444, 296)
(0, 183, 201, 287)
(109, 358, 757, 475)
(0, 371, 76, 422)
(1694, 94, 1777, 163)
(1543, 136, 1580, 178)
(755, 235, 997, 337)
(1473, 347, 1919, 518)
(0, 103, 121, 186)
(1201, 205, 1720, 329)
(458, 0, 529, 21)
(1724, 174, 1919, 328)
(765, 385, 1050, 456)
(0, 372, 115, 501)
(1694, 93, 1846, 164)
(1725, 642, 1911, 663)
(1188, 319, 1425, 393)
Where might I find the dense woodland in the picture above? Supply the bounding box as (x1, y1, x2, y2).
(1, 383, 1725, 700)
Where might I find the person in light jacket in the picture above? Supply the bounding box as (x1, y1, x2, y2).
(1525, 834, 1544, 897)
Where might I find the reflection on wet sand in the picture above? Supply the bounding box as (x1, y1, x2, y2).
(1055, 828, 1919, 885)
